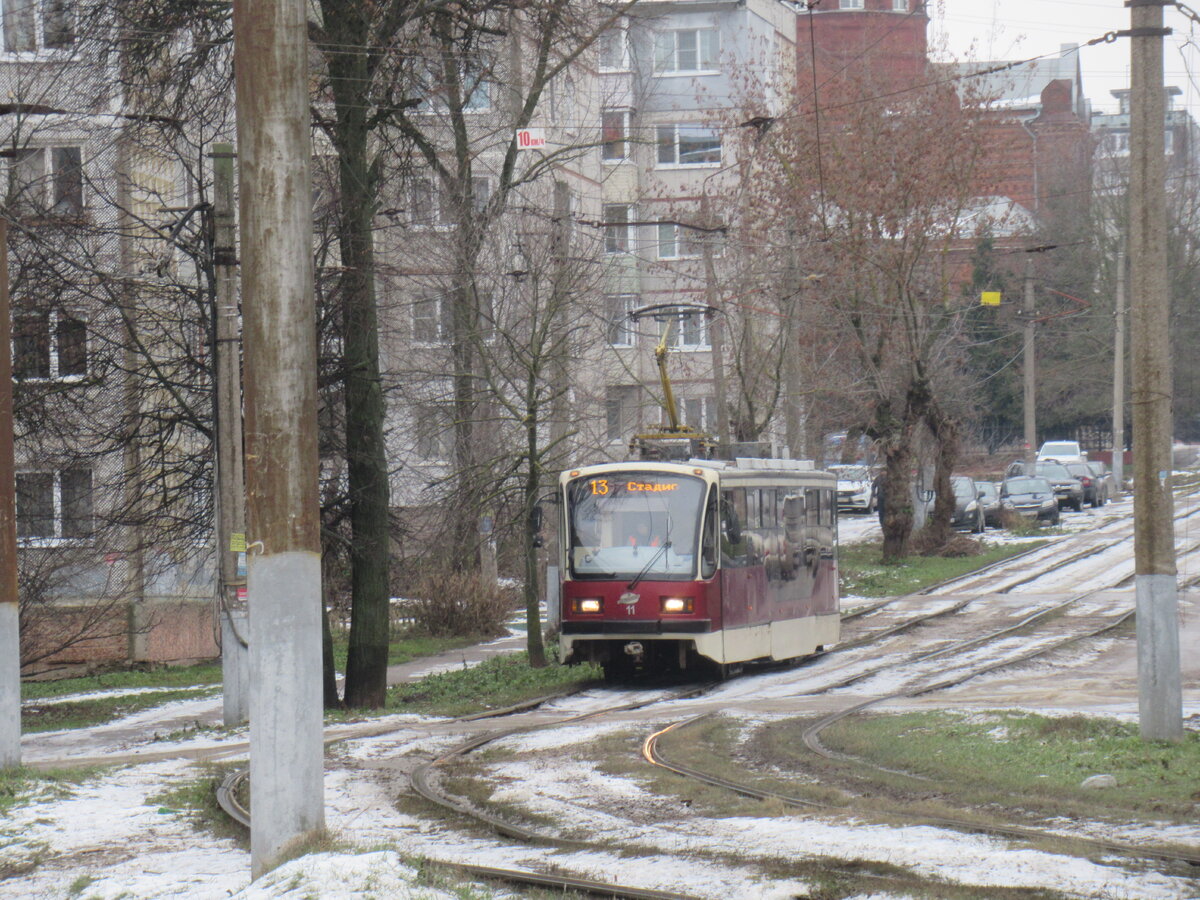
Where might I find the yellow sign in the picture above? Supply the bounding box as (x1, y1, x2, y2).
(981, 291, 1001, 307)
(229, 532, 247, 553)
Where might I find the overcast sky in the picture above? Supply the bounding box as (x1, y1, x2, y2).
(928, 0, 1200, 116)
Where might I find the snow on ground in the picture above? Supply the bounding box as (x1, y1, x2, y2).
(5, 704, 1199, 900)
(5, 498, 1200, 898)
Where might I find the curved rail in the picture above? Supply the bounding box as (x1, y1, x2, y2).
(643, 608, 1200, 869)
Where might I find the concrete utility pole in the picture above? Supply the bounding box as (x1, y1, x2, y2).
(1112, 243, 1126, 493)
(700, 195, 730, 454)
(0, 221, 20, 769)
(1022, 258, 1037, 470)
(1129, 0, 1182, 741)
(232, 0, 325, 877)
(212, 143, 249, 727)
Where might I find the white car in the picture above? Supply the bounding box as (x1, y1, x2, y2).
(1037, 440, 1087, 464)
(830, 464, 876, 513)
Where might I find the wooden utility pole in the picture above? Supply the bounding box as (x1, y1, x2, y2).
(211, 143, 249, 726)
(0, 221, 20, 769)
(1022, 258, 1037, 470)
(1129, 0, 1182, 741)
(233, 0, 325, 875)
(1112, 243, 1126, 493)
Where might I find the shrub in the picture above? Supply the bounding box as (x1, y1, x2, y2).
(405, 569, 520, 638)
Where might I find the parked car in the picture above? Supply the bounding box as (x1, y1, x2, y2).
(1036, 461, 1085, 511)
(1066, 461, 1106, 507)
(1000, 476, 1060, 525)
(1037, 440, 1087, 464)
(1085, 460, 1117, 501)
(1009, 460, 1085, 511)
(830, 464, 876, 514)
(950, 475, 985, 533)
(977, 481, 1003, 528)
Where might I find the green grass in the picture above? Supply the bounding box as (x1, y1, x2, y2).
(386, 652, 601, 717)
(21, 686, 222, 733)
(21, 662, 223, 701)
(329, 633, 483, 672)
(148, 764, 250, 847)
(839, 539, 1045, 598)
(818, 710, 1200, 824)
(0, 765, 106, 816)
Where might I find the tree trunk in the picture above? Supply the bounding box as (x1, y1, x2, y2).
(324, 6, 391, 708)
(923, 402, 960, 550)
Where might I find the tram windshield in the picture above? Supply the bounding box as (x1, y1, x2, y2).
(566, 471, 705, 580)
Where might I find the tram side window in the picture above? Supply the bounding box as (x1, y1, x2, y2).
(820, 489, 834, 527)
(720, 488, 749, 568)
(761, 488, 776, 528)
(746, 488, 760, 529)
(701, 487, 718, 578)
(805, 488, 820, 526)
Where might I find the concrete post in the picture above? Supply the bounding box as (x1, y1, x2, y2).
(1112, 244, 1126, 493)
(233, 0, 326, 875)
(212, 143, 249, 727)
(1129, 0, 1182, 741)
(0, 221, 21, 768)
(1022, 259, 1037, 470)
(700, 196, 730, 455)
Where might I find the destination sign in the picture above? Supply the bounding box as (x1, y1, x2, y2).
(587, 478, 682, 496)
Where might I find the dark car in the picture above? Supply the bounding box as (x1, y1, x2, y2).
(1085, 460, 1116, 503)
(1065, 461, 1106, 507)
(976, 481, 1003, 528)
(950, 475, 985, 533)
(1000, 476, 1060, 525)
(1034, 461, 1084, 512)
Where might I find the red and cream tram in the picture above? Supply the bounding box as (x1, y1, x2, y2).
(557, 457, 839, 679)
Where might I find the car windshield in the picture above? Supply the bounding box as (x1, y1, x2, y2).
(1066, 463, 1091, 477)
(1036, 462, 1071, 480)
(1006, 477, 1051, 494)
(832, 466, 870, 482)
(951, 478, 975, 500)
(566, 472, 704, 580)
(1040, 442, 1080, 457)
(978, 483, 997, 501)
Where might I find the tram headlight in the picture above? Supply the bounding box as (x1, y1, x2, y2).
(572, 597, 602, 614)
(661, 597, 693, 614)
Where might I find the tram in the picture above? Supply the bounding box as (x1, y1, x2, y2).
(557, 457, 839, 679)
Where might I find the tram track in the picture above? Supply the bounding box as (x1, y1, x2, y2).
(394, 540, 1198, 887)
(212, 495, 1200, 897)
(644, 607, 1200, 872)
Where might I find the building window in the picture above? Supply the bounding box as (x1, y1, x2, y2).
(3, 0, 74, 53)
(676, 311, 709, 348)
(605, 385, 638, 443)
(656, 221, 702, 259)
(598, 26, 629, 71)
(16, 468, 92, 541)
(656, 124, 721, 167)
(9, 146, 83, 216)
(13, 310, 86, 379)
(606, 294, 637, 345)
(601, 109, 630, 162)
(409, 175, 490, 225)
(415, 59, 492, 112)
(654, 28, 719, 74)
(840, 0, 865, 8)
(412, 293, 451, 343)
(414, 406, 454, 460)
(892, 0, 907, 10)
(603, 204, 633, 253)
(685, 397, 714, 430)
